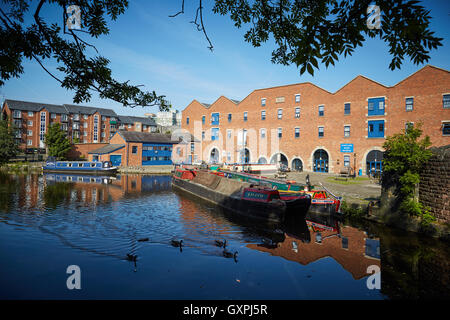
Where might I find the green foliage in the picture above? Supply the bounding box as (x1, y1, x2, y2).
(382, 123, 433, 222)
(212, 0, 443, 76)
(340, 200, 365, 218)
(0, 0, 169, 110)
(44, 123, 72, 160)
(0, 118, 19, 166)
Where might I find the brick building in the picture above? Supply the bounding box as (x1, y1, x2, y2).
(181, 65, 450, 175)
(87, 131, 179, 167)
(1, 99, 157, 151)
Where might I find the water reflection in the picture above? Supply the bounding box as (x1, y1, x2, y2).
(0, 172, 449, 299)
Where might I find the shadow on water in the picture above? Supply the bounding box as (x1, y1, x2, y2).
(0, 172, 449, 299)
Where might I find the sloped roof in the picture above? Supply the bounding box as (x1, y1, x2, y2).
(63, 104, 118, 117)
(88, 144, 125, 155)
(118, 115, 156, 126)
(4, 99, 69, 114)
(118, 131, 179, 144)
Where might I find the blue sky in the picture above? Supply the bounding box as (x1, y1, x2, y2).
(1, 0, 449, 117)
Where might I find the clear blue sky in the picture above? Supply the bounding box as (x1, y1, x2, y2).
(1, 0, 449, 117)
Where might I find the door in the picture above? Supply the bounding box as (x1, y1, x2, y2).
(110, 155, 122, 167)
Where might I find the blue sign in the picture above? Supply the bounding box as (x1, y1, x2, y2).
(340, 144, 354, 153)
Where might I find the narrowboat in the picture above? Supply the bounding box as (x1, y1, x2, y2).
(171, 168, 311, 223)
(42, 157, 118, 175)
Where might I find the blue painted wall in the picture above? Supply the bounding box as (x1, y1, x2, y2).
(141, 143, 173, 165)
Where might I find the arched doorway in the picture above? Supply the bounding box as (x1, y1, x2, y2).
(270, 153, 288, 167)
(366, 150, 383, 176)
(292, 158, 303, 171)
(313, 149, 329, 172)
(257, 157, 267, 164)
(238, 148, 250, 164)
(209, 148, 220, 164)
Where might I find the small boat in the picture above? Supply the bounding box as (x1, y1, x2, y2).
(43, 157, 117, 175)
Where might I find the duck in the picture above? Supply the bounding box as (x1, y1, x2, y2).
(215, 239, 227, 248)
(223, 249, 238, 259)
(138, 237, 149, 242)
(171, 239, 183, 247)
(126, 253, 137, 262)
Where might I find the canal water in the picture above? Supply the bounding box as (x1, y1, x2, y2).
(0, 172, 448, 299)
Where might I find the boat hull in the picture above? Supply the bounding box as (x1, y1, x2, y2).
(172, 176, 287, 223)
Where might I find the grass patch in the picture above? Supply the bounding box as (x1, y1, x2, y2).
(326, 176, 370, 185)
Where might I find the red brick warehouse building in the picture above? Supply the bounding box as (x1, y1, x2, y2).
(181, 65, 450, 175)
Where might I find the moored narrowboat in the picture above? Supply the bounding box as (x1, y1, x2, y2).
(43, 157, 117, 175)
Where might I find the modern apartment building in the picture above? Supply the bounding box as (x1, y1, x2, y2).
(1, 100, 157, 151)
(181, 65, 450, 175)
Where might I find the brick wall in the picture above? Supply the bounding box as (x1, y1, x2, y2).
(419, 145, 450, 223)
(67, 143, 109, 160)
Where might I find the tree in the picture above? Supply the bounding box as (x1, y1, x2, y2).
(382, 123, 432, 218)
(179, 0, 443, 75)
(0, 0, 169, 110)
(44, 122, 72, 160)
(0, 117, 19, 166)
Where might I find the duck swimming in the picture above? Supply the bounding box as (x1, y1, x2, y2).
(126, 253, 137, 262)
(171, 239, 183, 247)
(215, 239, 227, 248)
(138, 237, 149, 242)
(223, 249, 238, 259)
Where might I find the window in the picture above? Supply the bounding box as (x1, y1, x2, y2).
(51, 113, 56, 119)
(243, 112, 248, 122)
(83, 114, 88, 120)
(227, 130, 232, 139)
(405, 97, 414, 111)
(368, 97, 385, 116)
(186, 117, 189, 125)
(318, 126, 324, 138)
(261, 110, 266, 120)
(211, 128, 219, 141)
(93, 115, 99, 142)
(202, 131, 205, 140)
(61, 124, 68, 131)
(190, 142, 195, 153)
(27, 111, 33, 117)
(344, 126, 350, 137)
(101, 132, 106, 138)
(128, 124, 132, 128)
(202, 115, 205, 125)
(295, 94, 301, 103)
(13, 110, 21, 118)
(73, 114, 80, 121)
(39, 112, 46, 142)
(102, 124, 106, 129)
(368, 120, 385, 138)
(344, 103, 351, 115)
(211, 113, 220, 125)
(278, 128, 282, 138)
(294, 127, 300, 138)
(227, 152, 231, 162)
(228, 113, 232, 122)
(84, 122, 88, 128)
(83, 131, 87, 137)
(261, 98, 266, 106)
(443, 122, 450, 136)
(260, 129, 266, 139)
(27, 139, 32, 146)
(61, 114, 68, 122)
(295, 107, 300, 118)
(27, 120, 33, 126)
(27, 130, 32, 136)
(101, 116, 106, 121)
(277, 109, 283, 119)
(344, 155, 350, 167)
(132, 146, 137, 154)
(318, 105, 324, 117)
(443, 95, 450, 109)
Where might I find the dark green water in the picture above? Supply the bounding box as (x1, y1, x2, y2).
(0, 172, 448, 299)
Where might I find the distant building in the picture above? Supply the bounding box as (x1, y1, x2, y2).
(149, 110, 181, 127)
(1, 99, 157, 151)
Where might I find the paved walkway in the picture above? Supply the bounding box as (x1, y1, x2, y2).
(273, 171, 381, 205)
